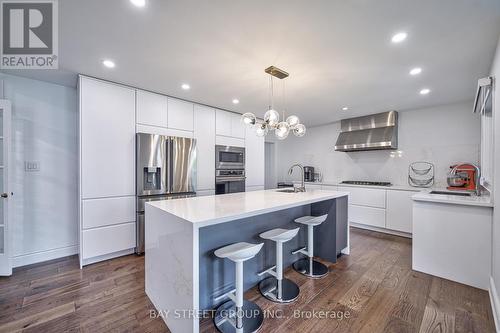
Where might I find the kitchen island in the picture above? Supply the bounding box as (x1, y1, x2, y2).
(144, 189, 349, 333)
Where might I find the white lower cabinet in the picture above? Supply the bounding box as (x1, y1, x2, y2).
(338, 186, 385, 208)
(386, 190, 414, 233)
(413, 201, 492, 289)
(338, 185, 417, 235)
(349, 205, 386, 228)
(82, 222, 136, 260)
(82, 196, 135, 229)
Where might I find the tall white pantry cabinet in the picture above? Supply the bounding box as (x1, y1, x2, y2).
(79, 77, 137, 267)
(78, 75, 265, 267)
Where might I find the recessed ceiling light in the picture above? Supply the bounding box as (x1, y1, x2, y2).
(391, 32, 407, 43)
(232, 99, 240, 105)
(181, 83, 190, 90)
(130, 0, 146, 7)
(102, 59, 115, 68)
(409, 67, 422, 76)
(420, 88, 431, 95)
(342, 107, 349, 111)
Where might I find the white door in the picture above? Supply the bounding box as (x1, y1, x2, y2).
(0, 100, 12, 276)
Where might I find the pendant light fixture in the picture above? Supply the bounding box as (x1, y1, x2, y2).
(241, 66, 306, 140)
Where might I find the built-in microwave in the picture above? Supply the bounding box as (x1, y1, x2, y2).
(215, 145, 245, 170)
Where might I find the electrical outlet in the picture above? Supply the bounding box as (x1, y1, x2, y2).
(24, 161, 40, 172)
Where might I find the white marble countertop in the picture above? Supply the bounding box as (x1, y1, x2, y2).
(146, 189, 349, 227)
(411, 189, 493, 207)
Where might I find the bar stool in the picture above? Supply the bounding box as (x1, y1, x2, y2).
(291, 214, 329, 278)
(213, 242, 264, 333)
(257, 227, 300, 303)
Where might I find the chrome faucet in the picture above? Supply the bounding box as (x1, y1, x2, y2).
(450, 163, 481, 196)
(288, 164, 306, 192)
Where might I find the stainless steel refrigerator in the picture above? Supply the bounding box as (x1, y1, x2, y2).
(136, 133, 197, 254)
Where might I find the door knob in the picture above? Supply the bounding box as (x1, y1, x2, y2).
(1, 193, 8, 198)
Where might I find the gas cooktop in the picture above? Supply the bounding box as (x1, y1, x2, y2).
(341, 181, 392, 187)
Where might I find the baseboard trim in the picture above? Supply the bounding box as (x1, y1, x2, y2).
(490, 276, 500, 333)
(350, 223, 412, 239)
(12, 245, 79, 268)
(82, 248, 135, 267)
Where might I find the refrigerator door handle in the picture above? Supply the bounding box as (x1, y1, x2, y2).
(167, 137, 172, 193)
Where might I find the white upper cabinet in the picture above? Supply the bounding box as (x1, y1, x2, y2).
(245, 127, 265, 187)
(194, 105, 216, 191)
(230, 113, 245, 139)
(216, 109, 245, 138)
(480, 102, 493, 190)
(136, 90, 167, 128)
(216, 109, 232, 137)
(80, 77, 136, 199)
(168, 98, 194, 131)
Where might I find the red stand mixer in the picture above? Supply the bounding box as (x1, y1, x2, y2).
(446, 163, 479, 192)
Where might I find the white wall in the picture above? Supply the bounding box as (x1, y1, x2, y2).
(491, 34, 500, 323)
(0, 73, 78, 267)
(275, 101, 480, 187)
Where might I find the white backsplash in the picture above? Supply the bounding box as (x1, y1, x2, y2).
(275, 101, 480, 187)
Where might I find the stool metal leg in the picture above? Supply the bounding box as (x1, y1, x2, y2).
(215, 260, 264, 333)
(292, 225, 329, 278)
(259, 241, 300, 303)
(235, 261, 243, 330)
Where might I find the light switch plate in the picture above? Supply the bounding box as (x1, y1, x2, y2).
(25, 161, 40, 172)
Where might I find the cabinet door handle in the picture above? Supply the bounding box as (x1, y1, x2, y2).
(1, 193, 8, 198)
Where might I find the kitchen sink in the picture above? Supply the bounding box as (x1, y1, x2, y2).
(276, 189, 299, 193)
(429, 190, 472, 197)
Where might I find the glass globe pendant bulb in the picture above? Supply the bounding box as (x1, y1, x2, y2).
(241, 112, 256, 127)
(286, 115, 300, 128)
(255, 123, 269, 137)
(275, 121, 290, 140)
(264, 109, 280, 127)
(293, 123, 306, 137)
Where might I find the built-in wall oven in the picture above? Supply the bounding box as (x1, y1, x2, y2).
(215, 169, 246, 194)
(215, 145, 246, 194)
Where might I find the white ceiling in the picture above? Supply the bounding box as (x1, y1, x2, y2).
(3, 0, 500, 126)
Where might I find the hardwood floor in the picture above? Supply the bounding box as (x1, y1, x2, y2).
(0, 228, 495, 333)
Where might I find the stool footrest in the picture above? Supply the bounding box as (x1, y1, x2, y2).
(257, 265, 277, 277)
(213, 288, 236, 303)
(291, 247, 308, 256)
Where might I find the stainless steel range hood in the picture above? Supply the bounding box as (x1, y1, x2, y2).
(334, 111, 398, 152)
